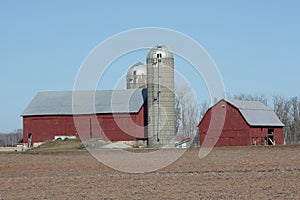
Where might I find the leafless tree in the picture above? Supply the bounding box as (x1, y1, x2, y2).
(199, 101, 210, 120)
(174, 94, 181, 136)
(272, 95, 300, 144)
(288, 97, 300, 144)
(174, 84, 200, 138)
(273, 96, 291, 144)
(0, 129, 23, 147)
(232, 93, 269, 106)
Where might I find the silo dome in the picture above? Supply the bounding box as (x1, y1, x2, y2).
(126, 62, 147, 89)
(147, 45, 173, 59)
(126, 62, 147, 77)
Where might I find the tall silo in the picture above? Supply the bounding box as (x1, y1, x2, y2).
(126, 62, 147, 89)
(146, 45, 175, 147)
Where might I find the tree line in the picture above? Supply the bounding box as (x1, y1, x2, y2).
(0, 129, 22, 147)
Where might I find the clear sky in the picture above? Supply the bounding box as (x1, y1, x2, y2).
(0, 0, 299, 132)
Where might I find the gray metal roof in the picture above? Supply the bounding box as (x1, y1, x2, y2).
(22, 88, 147, 116)
(226, 99, 284, 127)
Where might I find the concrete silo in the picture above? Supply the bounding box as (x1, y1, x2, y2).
(126, 62, 147, 89)
(147, 45, 175, 147)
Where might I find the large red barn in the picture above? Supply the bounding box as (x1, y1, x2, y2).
(198, 99, 284, 147)
(22, 89, 148, 147)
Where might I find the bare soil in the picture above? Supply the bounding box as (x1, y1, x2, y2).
(0, 145, 299, 199)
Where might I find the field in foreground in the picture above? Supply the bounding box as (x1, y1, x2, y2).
(0, 145, 299, 199)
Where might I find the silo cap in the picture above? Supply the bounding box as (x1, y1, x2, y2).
(147, 45, 174, 59)
(126, 62, 147, 76)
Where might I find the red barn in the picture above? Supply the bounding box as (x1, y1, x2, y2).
(198, 99, 284, 147)
(22, 89, 147, 147)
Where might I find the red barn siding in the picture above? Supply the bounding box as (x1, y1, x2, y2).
(23, 115, 78, 144)
(199, 100, 250, 147)
(249, 127, 283, 145)
(273, 128, 284, 145)
(23, 103, 147, 144)
(199, 100, 284, 147)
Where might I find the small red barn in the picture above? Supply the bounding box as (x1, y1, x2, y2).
(198, 99, 284, 147)
(22, 89, 147, 147)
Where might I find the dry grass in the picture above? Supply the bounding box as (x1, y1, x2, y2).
(28, 139, 85, 153)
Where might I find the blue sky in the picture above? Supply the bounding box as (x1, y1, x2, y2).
(0, 0, 299, 132)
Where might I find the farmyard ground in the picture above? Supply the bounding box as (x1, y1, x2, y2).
(0, 145, 299, 199)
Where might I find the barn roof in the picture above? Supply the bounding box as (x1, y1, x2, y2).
(22, 88, 147, 116)
(226, 99, 284, 127)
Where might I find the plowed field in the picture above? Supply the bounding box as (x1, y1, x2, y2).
(0, 145, 299, 199)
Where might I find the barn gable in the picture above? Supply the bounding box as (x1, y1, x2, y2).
(22, 88, 147, 116)
(226, 99, 284, 127)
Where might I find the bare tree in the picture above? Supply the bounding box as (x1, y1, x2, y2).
(199, 101, 210, 120)
(272, 95, 300, 144)
(174, 94, 181, 136)
(0, 129, 23, 147)
(290, 97, 300, 144)
(175, 84, 200, 138)
(232, 93, 269, 106)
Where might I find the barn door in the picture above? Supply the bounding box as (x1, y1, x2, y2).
(28, 133, 33, 148)
(268, 129, 275, 145)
